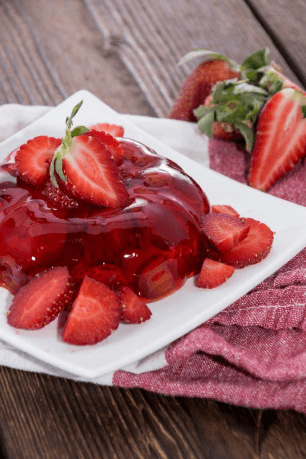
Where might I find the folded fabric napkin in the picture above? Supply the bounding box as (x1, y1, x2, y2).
(0, 104, 306, 413)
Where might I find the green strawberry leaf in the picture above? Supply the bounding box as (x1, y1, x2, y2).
(71, 126, 89, 137)
(241, 48, 270, 71)
(234, 121, 254, 153)
(66, 101, 83, 130)
(196, 108, 215, 137)
(258, 70, 284, 95)
(49, 100, 85, 186)
(302, 105, 306, 118)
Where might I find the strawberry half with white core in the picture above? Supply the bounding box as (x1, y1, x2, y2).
(15, 136, 62, 187)
(249, 88, 306, 191)
(49, 101, 129, 208)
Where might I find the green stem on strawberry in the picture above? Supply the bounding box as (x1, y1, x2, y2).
(49, 101, 89, 187)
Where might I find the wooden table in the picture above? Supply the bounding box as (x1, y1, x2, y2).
(0, 0, 306, 457)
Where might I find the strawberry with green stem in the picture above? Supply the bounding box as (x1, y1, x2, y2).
(49, 101, 129, 208)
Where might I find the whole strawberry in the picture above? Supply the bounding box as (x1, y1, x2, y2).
(169, 50, 239, 122)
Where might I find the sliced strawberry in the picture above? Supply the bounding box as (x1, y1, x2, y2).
(7, 266, 74, 329)
(169, 59, 239, 122)
(15, 136, 61, 187)
(42, 180, 79, 210)
(62, 277, 121, 345)
(207, 218, 274, 268)
(196, 258, 235, 289)
(201, 213, 250, 254)
(62, 134, 129, 208)
(119, 286, 152, 324)
(90, 123, 124, 137)
(85, 129, 125, 162)
(211, 205, 240, 217)
(249, 88, 306, 191)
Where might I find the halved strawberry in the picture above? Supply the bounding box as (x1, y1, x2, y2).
(207, 218, 274, 268)
(249, 88, 306, 191)
(196, 258, 235, 289)
(90, 123, 124, 137)
(169, 59, 239, 122)
(119, 286, 152, 324)
(62, 277, 121, 345)
(15, 136, 61, 187)
(61, 134, 129, 208)
(201, 213, 250, 254)
(211, 205, 240, 217)
(7, 266, 74, 329)
(85, 129, 125, 162)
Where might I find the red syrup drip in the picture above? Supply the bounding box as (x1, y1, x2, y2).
(0, 139, 210, 301)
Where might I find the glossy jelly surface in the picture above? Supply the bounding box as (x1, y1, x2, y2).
(0, 139, 209, 301)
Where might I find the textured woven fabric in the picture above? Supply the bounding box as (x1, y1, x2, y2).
(113, 138, 306, 414)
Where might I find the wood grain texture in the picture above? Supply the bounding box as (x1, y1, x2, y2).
(0, 0, 306, 458)
(245, 0, 306, 90)
(83, 0, 303, 116)
(0, 0, 156, 116)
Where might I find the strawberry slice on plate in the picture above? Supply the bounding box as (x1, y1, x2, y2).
(207, 218, 274, 268)
(90, 123, 124, 137)
(61, 134, 129, 208)
(15, 136, 61, 187)
(196, 258, 235, 289)
(249, 88, 306, 191)
(119, 286, 152, 324)
(62, 277, 121, 345)
(211, 205, 240, 217)
(201, 213, 250, 254)
(7, 266, 74, 329)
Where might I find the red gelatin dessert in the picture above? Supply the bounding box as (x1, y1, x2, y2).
(0, 138, 209, 301)
(0, 103, 274, 345)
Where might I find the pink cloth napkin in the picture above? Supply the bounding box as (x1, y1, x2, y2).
(113, 138, 306, 414)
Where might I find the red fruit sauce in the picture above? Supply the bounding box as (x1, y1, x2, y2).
(0, 139, 209, 301)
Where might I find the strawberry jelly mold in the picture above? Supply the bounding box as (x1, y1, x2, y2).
(0, 139, 210, 301)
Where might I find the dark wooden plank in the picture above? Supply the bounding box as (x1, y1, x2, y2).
(83, 0, 303, 116)
(245, 0, 306, 90)
(0, 0, 156, 116)
(0, 0, 306, 458)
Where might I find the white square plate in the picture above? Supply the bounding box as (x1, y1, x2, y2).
(0, 90, 306, 379)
